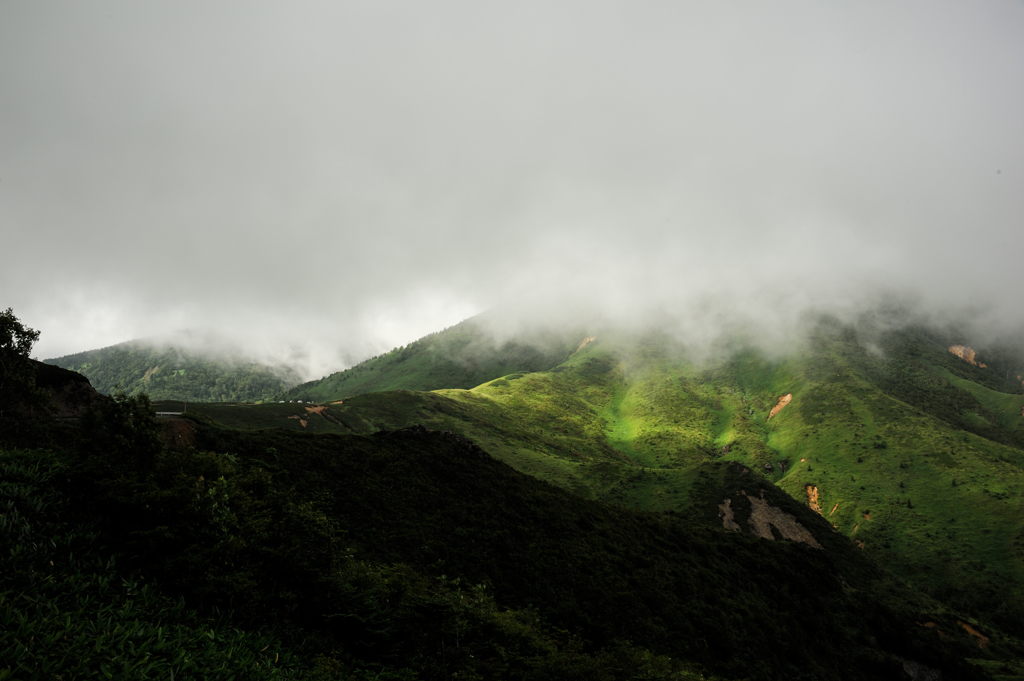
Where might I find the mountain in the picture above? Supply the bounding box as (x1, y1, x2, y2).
(44, 334, 301, 403)
(10, 309, 1024, 678)
(281, 316, 581, 401)
(192, 314, 1024, 645)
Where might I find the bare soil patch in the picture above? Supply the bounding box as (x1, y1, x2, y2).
(574, 337, 596, 353)
(948, 345, 978, 366)
(767, 393, 792, 420)
(957, 621, 989, 649)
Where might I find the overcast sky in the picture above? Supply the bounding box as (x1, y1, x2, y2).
(2, 1, 1022, 378)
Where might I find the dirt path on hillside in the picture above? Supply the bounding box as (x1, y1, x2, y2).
(768, 394, 792, 420)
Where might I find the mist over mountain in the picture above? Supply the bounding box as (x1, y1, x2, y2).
(43, 331, 303, 403)
(3, 2, 1022, 372)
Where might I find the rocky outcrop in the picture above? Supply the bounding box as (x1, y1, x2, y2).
(717, 490, 821, 549)
(718, 498, 741, 531)
(746, 491, 821, 548)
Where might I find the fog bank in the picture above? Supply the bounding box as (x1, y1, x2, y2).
(3, 2, 1022, 379)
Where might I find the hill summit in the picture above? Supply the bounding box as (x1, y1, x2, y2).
(44, 332, 301, 403)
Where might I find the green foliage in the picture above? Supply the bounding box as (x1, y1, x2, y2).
(0, 308, 48, 419)
(45, 340, 299, 403)
(75, 391, 164, 478)
(0, 448, 304, 679)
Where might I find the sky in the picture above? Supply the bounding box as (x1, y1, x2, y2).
(2, 1, 1023, 379)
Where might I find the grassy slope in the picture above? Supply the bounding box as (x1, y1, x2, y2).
(936, 368, 1024, 437)
(180, 324, 1024, 645)
(282, 317, 579, 402)
(765, 328, 1024, 636)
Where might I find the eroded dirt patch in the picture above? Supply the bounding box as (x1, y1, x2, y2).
(805, 485, 822, 515)
(767, 393, 792, 420)
(305, 405, 328, 415)
(574, 336, 597, 353)
(949, 345, 978, 366)
(142, 366, 160, 382)
(287, 415, 308, 427)
(958, 621, 989, 649)
(919, 622, 949, 640)
(746, 492, 821, 548)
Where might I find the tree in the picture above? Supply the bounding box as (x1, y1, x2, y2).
(0, 307, 45, 418)
(76, 390, 163, 477)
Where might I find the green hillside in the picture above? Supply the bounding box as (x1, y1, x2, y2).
(282, 317, 580, 401)
(6, 419, 1004, 680)
(189, 319, 1024, 643)
(45, 338, 300, 403)
(8, 309, 1024, 678)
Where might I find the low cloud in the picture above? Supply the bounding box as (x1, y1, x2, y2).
(3, 2, 1022, 380)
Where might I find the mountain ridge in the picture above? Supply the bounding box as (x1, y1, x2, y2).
(44, 336, 301, 403)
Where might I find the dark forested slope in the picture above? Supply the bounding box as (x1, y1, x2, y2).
(172, 421, 996, 681)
